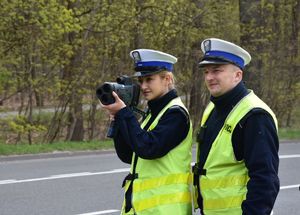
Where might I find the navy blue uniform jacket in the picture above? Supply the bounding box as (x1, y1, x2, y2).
(112, 89, 189, 163)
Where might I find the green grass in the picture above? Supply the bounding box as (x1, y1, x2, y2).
(0, 140, 113, 156)
(0, 127, 299, 156)
(278, 128, 300, 140)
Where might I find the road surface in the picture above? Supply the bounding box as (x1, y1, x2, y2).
(0, 142, 299, 215)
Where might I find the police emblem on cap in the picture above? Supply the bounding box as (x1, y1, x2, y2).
(132, 51, 141, 63)
(203, 40, 211, 52)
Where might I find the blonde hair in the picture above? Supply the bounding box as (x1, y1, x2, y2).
(159, 71, 175, 90)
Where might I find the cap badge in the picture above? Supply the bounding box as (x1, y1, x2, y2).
(203, 40, 211, 52)
(132, 51, 141, 62)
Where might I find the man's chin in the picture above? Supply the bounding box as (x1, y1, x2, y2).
(209, 90, 222, 97)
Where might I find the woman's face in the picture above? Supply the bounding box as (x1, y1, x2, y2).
(138, 73, 170, 101)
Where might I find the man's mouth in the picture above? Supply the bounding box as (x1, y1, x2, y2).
(208, 83, 218, 88)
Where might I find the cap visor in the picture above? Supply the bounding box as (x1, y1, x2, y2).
(198, 60, 230, 67)
(133, 70, 166, 77)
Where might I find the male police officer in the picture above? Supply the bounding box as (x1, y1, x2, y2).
(192, 38, 279, 215)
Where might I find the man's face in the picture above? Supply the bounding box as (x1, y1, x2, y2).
(203, 64, 242, 97)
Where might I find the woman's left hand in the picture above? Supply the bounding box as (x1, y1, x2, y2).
(100, 91, 126, 116)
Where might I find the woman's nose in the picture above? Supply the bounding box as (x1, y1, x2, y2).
(139, 81, 147, 89)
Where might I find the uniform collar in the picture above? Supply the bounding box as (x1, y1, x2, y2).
(148, 89, 178, 117)
(210, 81, 248, 112)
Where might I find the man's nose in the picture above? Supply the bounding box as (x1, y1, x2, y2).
(205, 72, 213, 80)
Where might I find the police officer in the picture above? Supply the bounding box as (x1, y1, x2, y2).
(101, 49, 193, 214)
(192, 38, 279, 215)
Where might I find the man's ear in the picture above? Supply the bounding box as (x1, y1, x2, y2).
(234, 67, 243, 82)
(237, 69, 243, 81)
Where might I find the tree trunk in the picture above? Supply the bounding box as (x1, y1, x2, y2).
(64, 0, 84, 141)
(66, 89, 84, 141)
(88, 101, 97, 141)
(189, 43, 208, 130)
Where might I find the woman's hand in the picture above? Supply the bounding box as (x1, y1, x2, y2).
(100, 91, 126, 117)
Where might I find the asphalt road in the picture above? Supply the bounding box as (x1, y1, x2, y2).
(0, 142, 299, 215)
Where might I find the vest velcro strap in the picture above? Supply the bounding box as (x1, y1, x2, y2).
(122, 173, 139, 188)
(192, 163, 207, 176)
(192, 164, 206, 186)
(196, 126, 206, 144)
(204, 194, 246, 210)
(133, 191, 191, 212)
(200, 174, 249, 190)
(133, 173, 191, 193)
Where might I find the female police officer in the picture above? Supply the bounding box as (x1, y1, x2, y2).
(101, 49, 193, 215)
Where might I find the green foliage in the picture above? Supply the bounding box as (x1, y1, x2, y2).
(0, 67, 13, 93)
(0, 0, 299, 144)
(8, 115, 47, 134)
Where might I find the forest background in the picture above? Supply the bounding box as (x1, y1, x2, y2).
(0, 0, 299, 148)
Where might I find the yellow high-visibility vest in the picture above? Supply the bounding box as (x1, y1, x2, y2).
(194, 91, 277, 215)
(122, 97, 193, 215)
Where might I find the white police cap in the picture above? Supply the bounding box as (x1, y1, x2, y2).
(199, 38, 251, 69)
(129, 49, 177, 77)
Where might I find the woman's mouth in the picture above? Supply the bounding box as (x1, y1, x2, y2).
(143, 91, 150, 96)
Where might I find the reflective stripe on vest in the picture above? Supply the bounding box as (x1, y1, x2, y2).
(122, 97, 193, 215)
(197, 91, 278, 215)
(133, 173, 193, 212)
